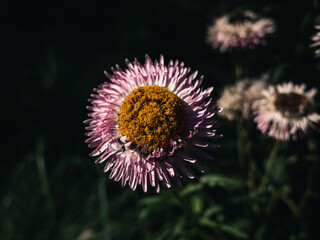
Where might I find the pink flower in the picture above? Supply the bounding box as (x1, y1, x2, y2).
(84, 55, 220, 192)
(252, 82, 320, 141)
(310, 25, 320, 58)
(207, 11, 276, 52)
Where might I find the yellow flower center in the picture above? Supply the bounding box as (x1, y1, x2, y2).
(118, 85, 186, 152)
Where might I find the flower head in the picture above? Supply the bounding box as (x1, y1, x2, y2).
(207, 10, 276, 52)
(310, 25, 320, 58)
(252, 82, 320, 140)
(218, 77, 267, 121)
(84, 55, 220, 192)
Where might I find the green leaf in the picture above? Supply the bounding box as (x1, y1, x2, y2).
(270, 156, 286, 182)
(191, 195, 203, 214)
(199, 218, 249, 239)
(200, 174, 243, 190)
(219, 224, 249, 239)
(199, 218, 217, 228)
(203, 205, 223, 218)
(139, 195, 165, 205)
(179, 183, 203, 197)
(286, 155, 299, 164)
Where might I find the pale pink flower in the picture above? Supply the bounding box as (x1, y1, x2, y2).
(310, 25, 320, 57)
(207, 11, 276, 52)
(84, 55, 220, 193)
(252, 82, 320, 140)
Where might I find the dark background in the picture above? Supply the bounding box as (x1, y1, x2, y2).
(1, 0, 320, 239)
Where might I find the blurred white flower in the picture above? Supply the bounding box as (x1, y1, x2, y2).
(252, 82, 320, 140)
(207, 11, 276, 52)
(218, 76, 267, 120)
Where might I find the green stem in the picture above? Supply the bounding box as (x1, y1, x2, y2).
(237, 121, 245, 170)
(234, 57, 245, 176)
(247, 155, 255, 193)
(235, 62, 243, 81)
(234, 55, 245, 173)
(230, 52, 243, 82)
(171, 190, 191, 215)
(297, 154, 319, 216)
(35, 139, 55, 216)
(256, 189, 280, 239)
(244, 125, 255, 192)
(279, 192, 299, 216)
(97, 170, 110, 239)
(259, 140, 281, 193)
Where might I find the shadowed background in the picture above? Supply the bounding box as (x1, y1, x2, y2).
(1, 0, 320, 239)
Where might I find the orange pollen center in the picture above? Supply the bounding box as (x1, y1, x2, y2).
(118, 85, 186, 152)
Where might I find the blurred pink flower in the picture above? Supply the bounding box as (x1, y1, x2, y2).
(252, 82, 320, 141)
(84, 55, 220, 193)
(310, 25, 320, 58)
(207, 11, 276, 52)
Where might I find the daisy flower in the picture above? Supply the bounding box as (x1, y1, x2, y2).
(84, 55, 220, 193)
(207, 10, 276, 52)
(218, 77, 267, 121)
(252, 82, 320, 140)
(310, 25, 320, 58)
